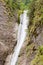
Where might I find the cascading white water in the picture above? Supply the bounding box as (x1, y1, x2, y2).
(10, 10, 28, 65)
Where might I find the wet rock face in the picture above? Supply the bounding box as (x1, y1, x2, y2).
(0, 1, 18, 65)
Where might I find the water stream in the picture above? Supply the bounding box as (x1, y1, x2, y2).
(10, 10, 28, 65)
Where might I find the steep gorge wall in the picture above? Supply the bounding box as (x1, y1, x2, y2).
(0, 1, 18, 65)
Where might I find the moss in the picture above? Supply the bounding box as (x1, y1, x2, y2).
(31, 46, 43, 65)
(38, 46, 43, 55)
(28, 0, 43, 37)
(31, 55, 43, 65)
(17, 10, 23, 24)
(26, 43, 35, 57)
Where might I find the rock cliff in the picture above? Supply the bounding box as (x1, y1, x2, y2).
(0, 1, 18, 65)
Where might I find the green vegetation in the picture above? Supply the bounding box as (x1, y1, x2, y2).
(26, 43, 35, 57)
(31, 46, 43, 65)
(27, 1, 43, 65)
(28, 0, 43, 36)
(4, 0, 30, 10)
(3, 0, 31, 23)
(2, 0, 43, 24)
(4, 0, 30, 13)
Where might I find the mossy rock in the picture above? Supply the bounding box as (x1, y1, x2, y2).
(31, 46, 43, 65)
(26, 43, 35, 57)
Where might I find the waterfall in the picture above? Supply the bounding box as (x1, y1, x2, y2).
(10, 10, 28, 65)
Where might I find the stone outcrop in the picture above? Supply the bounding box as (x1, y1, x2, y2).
(0, 1, 18, 65)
